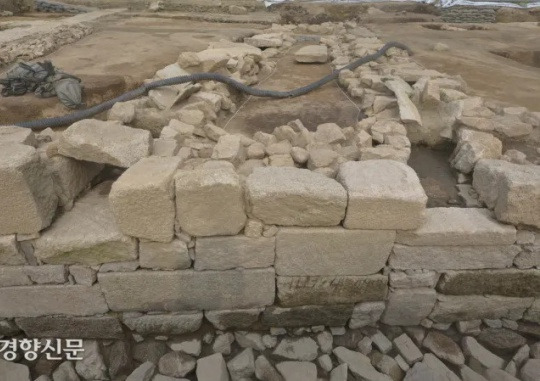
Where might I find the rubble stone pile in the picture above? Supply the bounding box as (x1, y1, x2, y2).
(0, 19, 539, 381)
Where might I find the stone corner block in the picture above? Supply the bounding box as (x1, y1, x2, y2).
(337, 160, 427, 230)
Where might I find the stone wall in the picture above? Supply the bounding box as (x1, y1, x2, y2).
(0, 0, 34, 13)
(441, 6, 496, 24)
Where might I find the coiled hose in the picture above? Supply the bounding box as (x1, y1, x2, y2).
(3, 42, 411, 130)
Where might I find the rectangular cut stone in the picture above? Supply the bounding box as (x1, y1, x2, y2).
(389, 271, 440, 289)
(276, 228, 395, 276)
(262, 305, 354, 327)
(24, 265, 67, 284)
(15, 316, 123, 339)
(205, 308, 263, 330)
(473, 159, 540, 228)
(430, 295, 534, 323)
(194, 236, 275, 271)
(295, 45, 328, 63)
(396, 208, 516, 246)
(438, 269, 540, 297)
(390, 244, 520, 270)
(122, 313, 203, 335)
(0, 267, 32, 287)
(0, 235, 26, 265)
(337, 160, 427, 230)
(45, 155, 103, 210)
(110, 157, 181, 242)
(0, 285, 108, 317)
(139, 239, 191, 270)
(98, 268, 275, 311)
(175, 168, 246, 236)
(34, 182, 137, 265)
(246, 167, 347, 226)
(277, 275, 388, 307)
(0, 144, 58, 234)
(382, 288, 437, 326)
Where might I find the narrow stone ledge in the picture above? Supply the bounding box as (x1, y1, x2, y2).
(276, 275, 388, 307)
(194, 236, 275, 271)
(246, 167, 347, 227)
(205, 308, 263, 330)
(396, 208, 516, 246)
(276, 227, 395, 276)
(122, 312, 203, 336)
(390, 244, 520, 270)
(15, 315, 123, 339)
(98, 268, 275, 312)
(437, 269, 540, 297)
(429, 295, 534, 323)
(0, 285, 109, 318)
(262, 305, 354, 327)
(337, 160, 427, 230)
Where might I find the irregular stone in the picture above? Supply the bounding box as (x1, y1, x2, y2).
(195, 354, 229, 381)
(314, 123, 346, 144)
(273, 337, 318, 361)
(333, 346, 393, 381)
(175, 167, 246, 236)
(158, 352, 196, 378)
(349, 301, 386, 329)
(276, 361, 316, 381)
(330, 363, 348, 381)
(0, 359, 30, 381)
(484, 368, 520, 381)
(0, 285, 107, 318)
(307, 148, 338, 169)
(108, 101, 136, 124)
(394, 334, 423, 365)
(234, 331, 266, 351)
(262, 305, 353, 327)
(0, 126, 36, 146)
(276, 227, 394, 276)
(102, 340, 131, 379)
(227, 348, 255, 380)
(246, 167, 347, 227)
(473, 159, 540, 228)
(423, 331, 464, 365)
(139, 239, 191, 270)
(371, 351, 405, 381)
(75, 340, 108, 380)
(53, 361, 81, 381)
(255, 355, 283, 381)
(0, 235, 25, 265)
(389, 271, 440, 289)
(133, 340, 168, 364)
(390, 245, 520, 271)
(206, 308, 262, 330)
(99, 268, 274, 311)
(437, 269, 540, 297)
(195, 236, 274, 271)
(430, 295, 533, 323)
(16, 316, 123, 339)
(268, 154, 295, 167)
(421, 353, 461, 381)
(462, 336, 505, 371)
(382, 288, 437, 326)
(316, 331, 333, 354)
(34, 182, 137, 265)
(110, 157, 181, 242)
(318, 354, 333, 372)
(295, 45, 328, 63)
(460, 365, 488, 381)
(0, 144, 58, 234)
(245, 33, 283, 48)
(396, 208, 516, 246)
(277, 274, 387, 306)
(213, 333, 235, 355)
(59, 120, 151, 167)
(477, 328, 527, 355)
(337, 160, 426, 230)
(371, 331, 393, 354)
(450, 130, 502, 174)
(0, 266, 32, 287)
(211, 135, 246, 166)
(521, 359, 540, 381)
(123, 313, 202, 335)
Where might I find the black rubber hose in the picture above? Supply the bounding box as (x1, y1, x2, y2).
(2, 42, 411, 130)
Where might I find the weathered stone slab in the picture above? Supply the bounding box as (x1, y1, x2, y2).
(333, 346, 393, 381)
(15, 316, 123, 339)
(0, 285, 108, 318)
(349, 301, 386, 329)
(437, 269, 540, 297)
(277, 275, 388, 307)
(337, 160, 427, 230)
(139, 239, 191, 270)
(389, 271, 440, 289)
(205, 308, 263, 330)
(59, 120, 152, 168)
(45, 155, 103, 210)
(429, 295, 534, 323)
(24, 265, 67, 284)
(0, 235, 26, 265)
(98, 268, 275, 311)
(390, 245, 520, 270)
(295, 45, 328, 63)
(381, 288, 437, 326)
(110, 157, 181, 242)
(276, 228, 395, 276)
(0, 126, 36, 147)
(0, 266, 32, 287)
(246, 167, 347, 227)
(0, 144, 58, 234)
(34, 182, 137, 265)
(122, 313, 203, 335)
(175, 167, 246, 236)
(262, 305, 354, 327)
(195, 236, 275, 271)
(396, 208, 516, 246)
(473, 159, 540, 228)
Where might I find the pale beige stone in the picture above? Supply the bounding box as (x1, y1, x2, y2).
(0, 235, 26, 265)
(295, 45, 328, 63)
(382, 288, 437, 326)
(139, 239, 191, 270)
(0, 126, 36, 146)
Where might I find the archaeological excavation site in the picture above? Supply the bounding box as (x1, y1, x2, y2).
(0, 0, 540, 380)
